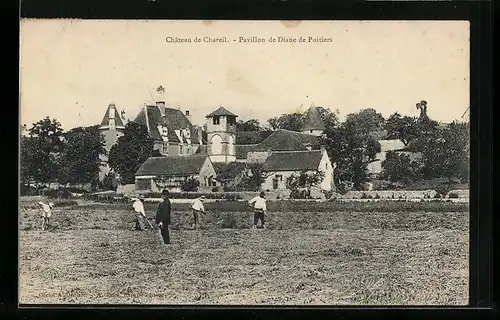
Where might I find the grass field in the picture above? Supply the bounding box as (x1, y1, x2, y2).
(19, 197, 469, 305)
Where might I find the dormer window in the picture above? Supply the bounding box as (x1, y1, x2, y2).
(213, 116, 220, 125)
(162, 126, 168, 137)
(109, 119, 115, 129)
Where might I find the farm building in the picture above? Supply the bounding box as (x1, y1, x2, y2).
(134, 155, 217, 192)
(260, 148, 335, 191)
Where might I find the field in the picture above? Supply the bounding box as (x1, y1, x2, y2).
(19, 197, 469, 305)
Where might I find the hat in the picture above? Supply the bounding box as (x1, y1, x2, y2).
(161, 189, 170, 196)
(138, 194, 145, 200)
(200, 195, 206, 199)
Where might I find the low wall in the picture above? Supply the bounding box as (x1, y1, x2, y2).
(343, 190, 438, 199)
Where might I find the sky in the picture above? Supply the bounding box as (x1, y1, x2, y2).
(20, 20, 470, 130)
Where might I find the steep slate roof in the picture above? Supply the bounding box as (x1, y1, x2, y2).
(133, 105, 200, 143)
(302, 106, 326, 131)
(99, 104, 125, 127)
(262, 150, 324, 172)
(206, 106, 238, 117)
(378, 139, 406, 152)
(252, 129, 321, 152)
(195, 145, 208, 155)
(135, 155, 208, 177)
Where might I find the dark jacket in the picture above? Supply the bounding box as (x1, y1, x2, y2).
(155, 199, 171, 225)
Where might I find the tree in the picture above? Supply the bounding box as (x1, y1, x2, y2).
(108, 122, 155, 184)
(20, 117, 64, 186)
(102, 172, 119, 191)
(344, 108, 385, 138)
(419, 121, 469, 183)
(286, 170, 325, 198)
(316, 106, 340, 129)
(266, 113, 304, 132)
(384, 112, 419, 146)
(381, 151, 422, 185)
(321, 109, 382, 191)
(180, 177, 200, 192)
(58, 125, 106, 187)
(236, 119, 262, 132)
(236, 163, 269, 191)
(28, 117, 65, 154)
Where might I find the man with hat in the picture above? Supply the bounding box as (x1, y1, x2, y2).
(155, 189, 172, 244)
(132, 194, 147, 231)
(190, 195, 206, 230)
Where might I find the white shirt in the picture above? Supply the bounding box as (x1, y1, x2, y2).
(191, 198, 205, 212)
(133, 199, 145, 215)
(249, 197, 267, 211)
(38, 202, 51, 213)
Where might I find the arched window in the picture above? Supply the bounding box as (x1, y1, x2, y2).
(210, 135, 223, 155)
(228, 135, 235, 155)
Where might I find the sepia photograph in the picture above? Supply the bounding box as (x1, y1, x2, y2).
(19, 20, 470, 305)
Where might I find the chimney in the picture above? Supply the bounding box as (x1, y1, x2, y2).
(156, 101, 166, 116)
(197, 125, 203, 145)
(185, 110, 192, 123)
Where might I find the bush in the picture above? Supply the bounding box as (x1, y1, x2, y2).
(448, 192, 459, 199)
(434, 193, 442, 199)
(223, 185, 236, 192)
(180, 177, 200, 192)
(44, 189, 73, 199)
(211, 187, 220, 192)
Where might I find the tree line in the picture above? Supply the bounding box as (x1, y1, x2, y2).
(20, 103, 469, 194)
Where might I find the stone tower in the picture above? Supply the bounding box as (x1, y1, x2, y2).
(98, 103, 126, 152)
(301, 104, 326, 136)
(98, 104, 126, 181)
(205, 106, 237, 163)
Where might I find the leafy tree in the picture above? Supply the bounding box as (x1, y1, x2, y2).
(58, 125, 106, 186)
(419, 121, 469, 183)
(316, 106, 340, 129)
(28, 117, 65, 154)
(266, 113, 304, 132)
(384, 112, 419, 146)
(381, 151, 423, 185)
(180, 177, 200, 192)
(20, 117, 64, 186)
(108, 122, 155, 184)
(236, 163, 269, 191)
(286, 170, 325, 198)
(102, 172, 119, 191)
(344, 108, 385, 138)
(236, 119, 262, 132)
(321, 109, 382, 191)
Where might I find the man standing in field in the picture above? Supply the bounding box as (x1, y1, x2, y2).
(37, 201, 54, 231)
(132, 194, 147, 231)
(190, 195, 206, 230)
(248, 191, 267, 229)
(155, 189, 171, 244)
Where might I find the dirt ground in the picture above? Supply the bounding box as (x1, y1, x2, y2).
(19, 198, 469, 305)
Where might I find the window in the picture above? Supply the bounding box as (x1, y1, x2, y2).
(310, 130, 313, 133)
(213, 116, 220, 125)
(276, 174, 282, 181)
(210, 135, 223, 154)
(272, 178, 278, 190)
(179, 145, 183, 155)
(227, 116, 236, 126)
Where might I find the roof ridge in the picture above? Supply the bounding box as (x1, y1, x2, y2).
(271, 149, 321, 154)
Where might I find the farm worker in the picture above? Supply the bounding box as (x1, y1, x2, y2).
(155, 189, 172, 244)
(248, 191, 267, 229)
(190, 195, 206, 230)
(37, 201, 54, 231)
(132, 194, 147, 231)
